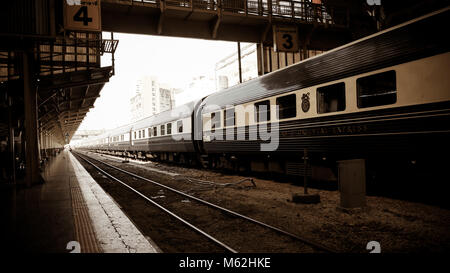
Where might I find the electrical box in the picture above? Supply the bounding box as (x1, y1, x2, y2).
(338, 159, 366, 208)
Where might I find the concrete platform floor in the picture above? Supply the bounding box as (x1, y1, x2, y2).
(0, 150, 159, 253)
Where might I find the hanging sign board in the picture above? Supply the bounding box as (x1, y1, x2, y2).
(64, 0, 101, 32)
(273, 25, 299, 52)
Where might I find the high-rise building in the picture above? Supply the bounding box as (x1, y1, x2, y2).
(130, 76, 179, 122)
(215, 43, 258, 91)
(175, 75, 216, 106)
(215, 43, 326, 91)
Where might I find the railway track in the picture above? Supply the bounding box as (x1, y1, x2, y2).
(74, 150, 337, 253)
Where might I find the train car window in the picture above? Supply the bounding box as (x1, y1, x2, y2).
(357, 70, 397, 108)
(153, 127, 157, 137)
(161, 124, 165, 136)
(276, 94, 297, 119)
(211, 113, 215, 132)
(254, 100, 271, 122)
(224, 108, 235, 126)
(317, 82, 346, 114)
(177, 120, 183, 133)
(211, 112, 221, 133)
(167, 123, 172, 135)
(148, 128, 152, 137)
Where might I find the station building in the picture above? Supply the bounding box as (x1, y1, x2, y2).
(0, 0, 446, 253)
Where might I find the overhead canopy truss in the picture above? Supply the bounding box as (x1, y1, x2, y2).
(0, 31, 118, 145)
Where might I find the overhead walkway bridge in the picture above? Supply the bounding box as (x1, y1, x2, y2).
(102, 0, 350, 47)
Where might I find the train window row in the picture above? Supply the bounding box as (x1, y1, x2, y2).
(110, 134, 126, 143)
(208, 70, 397, 130)
(131, 120, 185, 140)
(316, 70, 397, 113)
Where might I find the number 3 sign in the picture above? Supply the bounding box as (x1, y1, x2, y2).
(64, 0, 101, 32)
(273, 25, 299, 52)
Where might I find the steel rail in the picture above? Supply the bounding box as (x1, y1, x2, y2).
(76, 152, 238, 253)
(75, 151, 337, 253)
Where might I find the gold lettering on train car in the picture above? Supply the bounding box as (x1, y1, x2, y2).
(281, 124, 368, 138)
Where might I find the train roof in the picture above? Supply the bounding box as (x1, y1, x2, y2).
(132, 100, 197, 130)
(77, 100, 199, 145)
(107, 123, 133, 137)
(201, 6, 450, 112)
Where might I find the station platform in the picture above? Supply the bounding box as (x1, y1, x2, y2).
(0, 150, 159, 253)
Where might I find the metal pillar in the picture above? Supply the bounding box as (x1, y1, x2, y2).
(8, 95, 16, 184)
(257, 43, 266, 76)
(303, 148, 308, 194)
(22, 52, 40, 187)
(111, 32, 115, 75)
(237, 42, 242, 84)
(337, 159, 366, 208)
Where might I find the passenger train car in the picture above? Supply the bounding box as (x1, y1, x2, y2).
(77, 7, 450, 184)
(80, 100, 199, 163)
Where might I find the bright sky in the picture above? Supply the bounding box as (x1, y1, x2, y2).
(77, 32, 250, 131)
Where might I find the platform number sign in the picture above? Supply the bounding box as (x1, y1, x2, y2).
(64, 0, 101, 32)
(73, 6, 92, 26)
(273, 25, 299, 52)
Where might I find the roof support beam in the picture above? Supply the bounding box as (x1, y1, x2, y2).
(157, 1, 165, 35)
(211, 15, 222, 39)
(212, 1, 222, 39)
(38, 67, 112, 91)
(22, 52, 41, 187)
(81, 85, 91, 107)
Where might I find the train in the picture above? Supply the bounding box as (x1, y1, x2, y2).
(76, 7, 450, 187)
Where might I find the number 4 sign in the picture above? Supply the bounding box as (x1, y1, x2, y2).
(64, 0, 101, 32)
(273, 25, 299, 52)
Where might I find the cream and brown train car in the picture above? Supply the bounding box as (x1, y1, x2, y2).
(198, 7, 450, 184)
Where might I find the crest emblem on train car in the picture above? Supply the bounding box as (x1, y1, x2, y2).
(301, 93, 310, 112)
